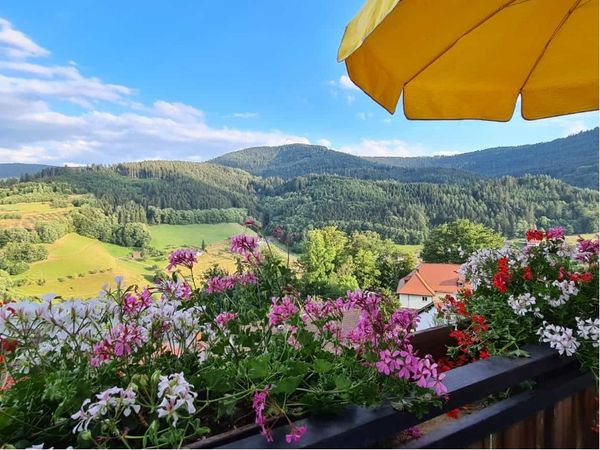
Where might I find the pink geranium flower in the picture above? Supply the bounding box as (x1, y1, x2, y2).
(286, 425, 307, 443)
(167, 248, 198, 270)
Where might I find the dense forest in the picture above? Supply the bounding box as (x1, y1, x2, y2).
(210, 143, 480, 184)
(367, 128, 599, 189)
(36, 162, 265, 214)
(23, 148, 598, 245)
(260, 174, 598, 244)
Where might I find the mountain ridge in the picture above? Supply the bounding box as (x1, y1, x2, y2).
(0, 163, 55, 179)
(210, 128, 598, 189)
(365, 128, 599, 189)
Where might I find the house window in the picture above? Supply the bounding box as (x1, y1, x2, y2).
(422, 296, 428, 302)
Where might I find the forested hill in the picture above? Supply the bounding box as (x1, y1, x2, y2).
(26, 158, 600, 244)
(0, 163, 54, 179)
(210, 143, 480, 184)
(262, 174, 598, 244)
(367, 128, 599, 189)
(35, 161, 268, 212)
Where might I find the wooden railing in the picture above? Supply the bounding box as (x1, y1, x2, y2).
(187, 327, 597, 449)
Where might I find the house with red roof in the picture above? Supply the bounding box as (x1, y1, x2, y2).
(396, 263, 464, 310)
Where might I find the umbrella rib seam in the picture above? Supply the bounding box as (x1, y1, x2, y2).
(519, 0, 583, 99)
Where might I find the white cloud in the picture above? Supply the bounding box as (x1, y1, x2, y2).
(231, 112, 259, 119)
(0, 18, 49, 59)
(356, 112, 373, 120)
(531, 116, 595, 136)
(432, 150, 459, 156)
(339, 139, 428, 157)
(328, 75, 360, 106)
(338, 75, 359, 91)
(317, 138, 332, 147)
(152, 100, 204, 122)
(0, 17, 309, 164)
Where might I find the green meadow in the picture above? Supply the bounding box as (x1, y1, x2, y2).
(149, 223, 251, 250)
(9, 222, 282, 298)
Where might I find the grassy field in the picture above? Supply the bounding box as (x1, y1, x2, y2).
(0, 201, 74, 229)
(397, 244, 422, 255)
(12, 233, 149, 298)
(566, 233, 598, 244)
(10, 223, 288, 298)
(149, 223, 251, 250)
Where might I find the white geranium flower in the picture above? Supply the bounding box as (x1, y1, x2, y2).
(537, 322, 580, 356)
(576, 317, 600, 347)
(508, 293, 536, 316)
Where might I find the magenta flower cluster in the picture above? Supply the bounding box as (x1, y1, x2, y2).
(230, 234, 263, 263)
(215, 311, 238, 328)
(91, 323, 147, 367)
(546, 227, 565, 240)
(268, 290, 447, 397)
(252, 388, 272, 442)
(576, 236, 599, 263)
(122, 288, 152, 315)
(206, 272, 258, 294)
(344, 290, 446, 396)
(167, 248, 199, 270)
(267, 296, 299, 326)
(155, 279, 192, 301)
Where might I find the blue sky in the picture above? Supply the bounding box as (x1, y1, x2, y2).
(0, 1, 597, 164)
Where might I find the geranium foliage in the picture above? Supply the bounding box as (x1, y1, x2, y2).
(0, 225, 445, 448)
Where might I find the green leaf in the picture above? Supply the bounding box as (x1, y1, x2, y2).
(0, 408, 17, 431)
(217, 394, 238, 419)
(271, 376, 303, 395)
(246, 356, 270, 379)
(333, 374, 352, 391)
(285, 360, 310, 377)
(314, 358, 333, 373)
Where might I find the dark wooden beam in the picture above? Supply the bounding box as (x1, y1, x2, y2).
(397, 369, 594, 448)
(213, 345, 574, 449)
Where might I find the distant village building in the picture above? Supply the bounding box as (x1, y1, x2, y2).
(396, 263, 464, 311)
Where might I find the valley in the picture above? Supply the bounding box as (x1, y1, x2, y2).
(0, 129, 597, 298)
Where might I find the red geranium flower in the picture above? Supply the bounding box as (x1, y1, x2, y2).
(526, 229, 545, 241)
(522, 266, 533, 280)
(492, 271, 510, 293)
(479, 350, 490, 359)
(446, 408, 460, 419)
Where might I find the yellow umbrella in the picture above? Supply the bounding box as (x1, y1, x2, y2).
(338, 0, 599, 121)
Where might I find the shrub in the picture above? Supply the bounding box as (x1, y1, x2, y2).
(6, 261, 29, 275)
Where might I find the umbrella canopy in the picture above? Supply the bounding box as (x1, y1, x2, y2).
(338, 0, 599, 121)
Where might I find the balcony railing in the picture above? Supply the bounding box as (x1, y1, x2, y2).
(187, 326, 597, 449)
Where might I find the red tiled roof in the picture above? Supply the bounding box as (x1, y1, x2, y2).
(397, 263, 462, 296)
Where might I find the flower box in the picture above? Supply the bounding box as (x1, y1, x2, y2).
(186, 326, 595, 448)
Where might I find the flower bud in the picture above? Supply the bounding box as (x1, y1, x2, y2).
(131, 374, 148, 390)
(150, 370, 162, 386)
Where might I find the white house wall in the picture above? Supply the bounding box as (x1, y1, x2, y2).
(399, 294, 432, 310)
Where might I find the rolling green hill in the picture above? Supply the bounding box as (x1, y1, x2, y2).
(261, 174, 598, 244)
(210, 143, 481, 184)
(367, 128, 599, 189)
(36, 161, 265, 213)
